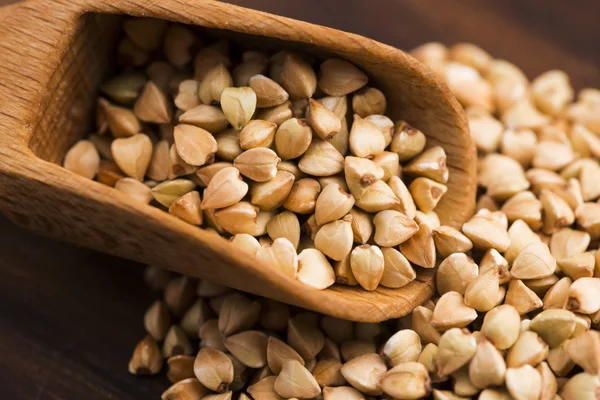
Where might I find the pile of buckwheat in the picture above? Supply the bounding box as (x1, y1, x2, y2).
(64, 18, 600, 400)
(65, 18, 448, 293)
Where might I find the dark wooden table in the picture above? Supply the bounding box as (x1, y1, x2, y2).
(1, 1, 599, 399)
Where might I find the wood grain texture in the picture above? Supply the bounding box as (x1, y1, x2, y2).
(0, 0, 476, 323)
(0, 215, 167, 400)
(1, 0, 599, 399)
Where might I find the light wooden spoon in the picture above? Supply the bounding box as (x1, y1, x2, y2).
(0, 0, 476, 321)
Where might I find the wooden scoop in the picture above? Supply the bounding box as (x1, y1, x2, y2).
(0, 0, 476, 321)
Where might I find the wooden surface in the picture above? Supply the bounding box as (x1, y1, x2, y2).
(1, 0, 599, 399)
(0, 0, 472, 325)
